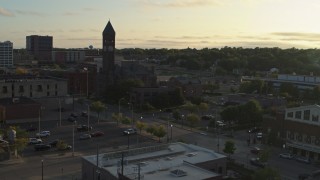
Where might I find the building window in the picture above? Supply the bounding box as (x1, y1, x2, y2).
(19, 85, 24, 93)
(287, 112, 293, 118)
(2, 86, 7, 93)
(295, 111, 302, 119)
(304, 110, 310, 120)
(312, 115, 319, 122)
(37, 85, 43, 92)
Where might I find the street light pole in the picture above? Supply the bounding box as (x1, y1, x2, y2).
(59, 98, 62, 127)
(38, 108, 41, 135)
(84, 67, 89, 98)
(41, 159, 44, 180)
(87, 104, 90, 132)
(170, 124, 173, 140)
(167, 120, 169, 143)
(72, 121, 76, 156)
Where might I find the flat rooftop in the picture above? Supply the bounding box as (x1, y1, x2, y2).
(83, 143, 226, 180)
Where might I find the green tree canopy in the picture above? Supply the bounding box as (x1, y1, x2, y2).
(90, 101, 106, 124)
(186, 113, 200, 128)
(223, 140, 236, 159)
(136, 121, 147, 134)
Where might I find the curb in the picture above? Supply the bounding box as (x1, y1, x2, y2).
(0, 158, 24, 165)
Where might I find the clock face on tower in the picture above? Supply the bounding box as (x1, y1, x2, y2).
(108, 46, 114, 52)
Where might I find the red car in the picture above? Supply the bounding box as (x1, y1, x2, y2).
(251, 147, 262, 154)
(90, 131, 104, 137)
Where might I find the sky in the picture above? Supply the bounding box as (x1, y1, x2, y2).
(1, 0, 320, 49)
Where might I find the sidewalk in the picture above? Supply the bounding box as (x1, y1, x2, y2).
(0, 156, 24, 165)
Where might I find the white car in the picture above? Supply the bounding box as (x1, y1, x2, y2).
(36, 131, 51, 137)
(279, 153, 294, 159)
(29, 138, 42, 145)
(123, 128, 137, 135)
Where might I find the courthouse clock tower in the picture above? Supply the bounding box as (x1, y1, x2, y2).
(102, 20, 115, 83)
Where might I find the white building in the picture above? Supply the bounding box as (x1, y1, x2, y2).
(0, 41, 13, 68)
(82, 143, 227, 180)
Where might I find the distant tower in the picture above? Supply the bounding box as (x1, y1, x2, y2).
(102, 20, 115, 84)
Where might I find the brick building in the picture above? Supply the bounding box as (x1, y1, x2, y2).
(0, 97, 41, 123)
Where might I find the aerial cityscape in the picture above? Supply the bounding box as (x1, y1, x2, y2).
(1, 0, 320, 180)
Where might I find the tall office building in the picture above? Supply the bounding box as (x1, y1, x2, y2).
(26, 35, 53, 61)
(0, 41, 13, 68)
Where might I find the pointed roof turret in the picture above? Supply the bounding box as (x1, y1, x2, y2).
(103, 20, 115, 35)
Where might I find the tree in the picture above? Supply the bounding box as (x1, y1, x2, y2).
(112, 113, 123, 126)
(153, 125, 166, 142)
(121, 116, 131, 125)
(90, 101, 106, 124)
(182, 102, 198, 113)
(258, 148, 271, 163)
(136, 121, 147, 134)
(198, 102, 209, 115)
(186, 113, 200, 128)
(252, 167, 281, 180)
(223, 140, 236, 159)
(172, 110, 181, 121)
(146, 125, 156, 135)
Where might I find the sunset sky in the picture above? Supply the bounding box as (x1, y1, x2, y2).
(1, 0, 320, 49)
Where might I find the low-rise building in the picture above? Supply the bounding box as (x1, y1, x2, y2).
(82, 143, 227, 180)
(168, 77, 202, 98)
(0, 75, 68, 99)
(0, 97, 41, 124)
(284, 105, 320, 160)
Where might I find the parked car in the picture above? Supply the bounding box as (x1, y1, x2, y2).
(70, 112, 78, 118)
(34, 144, 51, 151)
(26, 126, 37, 132)
(250, 157, 266, 168)
(250, 147, 262, 154)
(248, 127, 261, 133)
(256, 132, 263, 140)
(298, 173, 310, 180)
(36, 131, 51, 137)
(49, 139, 60, 147)
(0, 139, 9, 146)
(201, 115, 215, 120)
(279, 153, 294, 159)
(123, 128, 137, 135)
(295, 156, 311, 164)
(29, 138, 42, 145)
(81, 111, 88, 117)
(68, 116, 76, 122)
(79, 134, 91, 140)
(90, 131, 104, 137)
(77, 125, 93, 132)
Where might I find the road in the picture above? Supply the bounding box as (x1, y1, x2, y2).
(1, 99, 318, 180)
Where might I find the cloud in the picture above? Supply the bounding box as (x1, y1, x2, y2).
(140, 0, 220, 8)
(270, 32, 320, 42)
(0, 7, 14, 17)
(63, 12, 79, 16)
(82, 7, 100, 11)
(15, 10, 46, 17)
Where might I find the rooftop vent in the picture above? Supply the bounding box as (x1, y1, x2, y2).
(165, 157, 173, 161)
(186, 152, 197, 157)
(170, 169, 187, 177)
